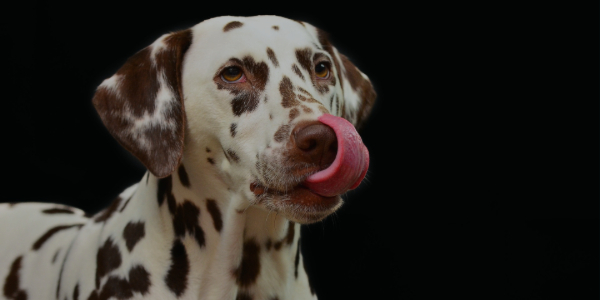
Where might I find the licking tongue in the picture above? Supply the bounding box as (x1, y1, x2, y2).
(303, 114, 369, 197)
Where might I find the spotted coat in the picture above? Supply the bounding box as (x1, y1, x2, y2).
(0, 16, 375, 300)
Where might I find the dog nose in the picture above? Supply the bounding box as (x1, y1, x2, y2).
(293, 122, 338, 170)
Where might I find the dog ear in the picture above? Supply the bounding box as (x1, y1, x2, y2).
(304, 24, 377, 130)
(92, 29, 193, 178)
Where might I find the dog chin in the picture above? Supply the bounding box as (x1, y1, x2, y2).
(252, 184, 343, 224)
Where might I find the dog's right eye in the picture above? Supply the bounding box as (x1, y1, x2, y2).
(221, 67, 244, 82)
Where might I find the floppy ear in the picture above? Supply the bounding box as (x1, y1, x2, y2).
(92, 29, 193, 178)
(304, 25, 377, 129)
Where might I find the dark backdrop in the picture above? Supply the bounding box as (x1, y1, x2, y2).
(2, 2, 597, 299)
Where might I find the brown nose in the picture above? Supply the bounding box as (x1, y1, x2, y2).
(293, 122, 338, 170)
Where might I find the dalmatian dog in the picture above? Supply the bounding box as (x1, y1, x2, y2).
(0, 15, 375, 300)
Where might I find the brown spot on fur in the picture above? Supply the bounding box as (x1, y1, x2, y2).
(207, 157, 215, 165)
(272, 26, 279, 30)
(123, 221, 145, 252)
(236, 292, 253, 300)
(285, 221, 296, 245)
(274, 241, 282, 250)
(3, 256, 27, 300)
(289, 108, 300, 121)
(73, 283, 79, 300)
(91, 265, 150, 300)
(224, 21, 243, 32)
(178, 164, 190, 188)
(32, 224, 83, 251)
(292, 64, 304, 81)
(279, 76, 299, 108)
(206, 147, 211, 153)
(294, 239, 301, 278)
(157, 176, 172, 206)
(205, 199, 223, 232)
(274, 124, 291, 143)
(92, 30, 192, 178)
(52, 249, 60, 264)
(265, 239, 272, 251)
(297, 87, 312, 97)
(230, 123, 237, 137)
(295, 48, 313, 75)
(301, 105, 313, 113)
(42, 208, 74, 214)
(319, 106, 329, 114)
(226, 149, 240, 163)
(94, 196, 122, 223)
(165, 240, 189, 296)
(119, 195, 133, 213)
(172, 201, 205, 247)
(95, 238, 122, 289)
(233, 239, 261, 288)
(266, 48, 278, 67)
(294, 20, 305, 27)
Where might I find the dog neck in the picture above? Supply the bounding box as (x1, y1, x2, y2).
(116, 158, 315, 299)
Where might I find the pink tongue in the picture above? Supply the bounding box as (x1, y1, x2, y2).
(304, 114, 369, 197)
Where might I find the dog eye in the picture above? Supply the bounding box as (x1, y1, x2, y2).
(315, 62, 330, 79)
(221, 67, 244, 82)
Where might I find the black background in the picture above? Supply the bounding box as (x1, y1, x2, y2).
(2, 2, 597, 299)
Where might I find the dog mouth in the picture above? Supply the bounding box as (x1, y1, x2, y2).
(250, 181, 341, 223)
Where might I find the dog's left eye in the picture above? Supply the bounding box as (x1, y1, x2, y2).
(315, 62, 330, 79)
(221, 67, 244, 82)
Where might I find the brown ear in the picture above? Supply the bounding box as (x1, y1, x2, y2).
(92, 29, 193, 178)
(313, 28, 377, 130)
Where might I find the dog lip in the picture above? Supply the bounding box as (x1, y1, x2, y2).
(250, 181, 340, 210)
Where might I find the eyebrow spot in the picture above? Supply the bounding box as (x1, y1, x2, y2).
(292, 64, 305, 81)
(223, 21, 243, 32)
(267, 48, 279, 67)
(272, 26, 279, 30)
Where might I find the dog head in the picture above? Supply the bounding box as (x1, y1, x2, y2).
(93, 16, 376, 223)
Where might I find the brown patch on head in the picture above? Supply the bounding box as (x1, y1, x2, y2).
(207, 157, 215, 165)
(272, 25, 279, 30)
(301, 105, 313, 114)
(292, 64, 305, 81)
(3, 256, 27, 300)
(123, 221, 145, 252)
(218, 56, 269, 116)
(128, 265, 151, 295)
(289, 108, 300, 121)
(319, 106, 329, 114)
(224, 21, 243, 32)
(206, 147, 211, 153)
(266, 48, 279, 67)
(32, 224, 83, 251)
(205, 199, 223, 233)
(94, 196, 122, 223)
(177, 164, 190, 188)
(225, 149, 240, 163)
(295, 48, 313, 75)
(42, 208, 74, 214)
(165, 240, 189, 297)
(294, 20, 305, 27)
(274, 124, 291, 143)
(230, 123, 237, 137)
(233, 239, 261, 288)
(92, 29, 192, 178)
(95, 238, 122, 289)
(279, 76, 300, 108)
(297, 87, 313, 98)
